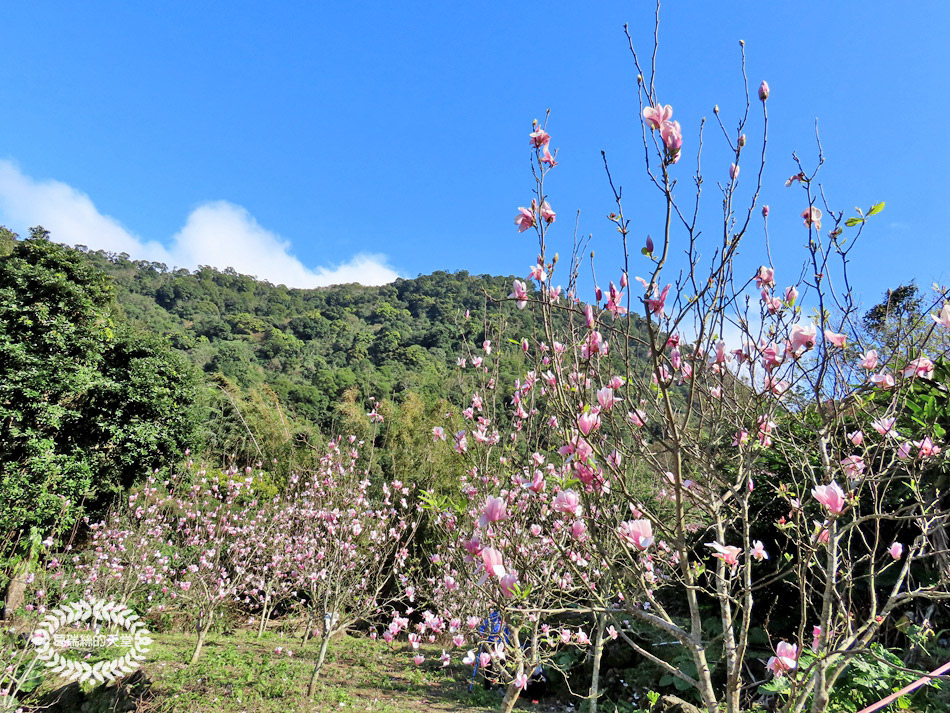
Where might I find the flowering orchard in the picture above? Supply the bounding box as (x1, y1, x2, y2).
(15, 438, 414, 691)
(399, 23, 950, 713)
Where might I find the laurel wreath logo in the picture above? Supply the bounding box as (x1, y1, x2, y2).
(30, 598, 152, 684)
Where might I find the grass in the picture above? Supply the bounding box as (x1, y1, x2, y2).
(32, 628, 569, 713)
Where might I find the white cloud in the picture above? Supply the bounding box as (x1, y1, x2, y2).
(0, 160, 401, 288)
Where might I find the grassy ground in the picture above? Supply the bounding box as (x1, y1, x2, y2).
(34, 629, 570, 713)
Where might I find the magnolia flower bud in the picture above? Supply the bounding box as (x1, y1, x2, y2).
(738, 134, 746, 148)
(762, 205, 770, 217)
(759, 81, 770, 101)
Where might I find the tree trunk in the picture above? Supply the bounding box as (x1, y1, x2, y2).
(189, 615, 214, 665)
(589, 613, 606, 713)
(3, 563, 30, 619)
(301, 614, 314, 646)
(500, 680, 522, 713)
(307, 633, 332, 697)
(256, 596, 271, 639)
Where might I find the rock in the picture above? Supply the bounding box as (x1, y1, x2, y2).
(652, 693, 705, 713)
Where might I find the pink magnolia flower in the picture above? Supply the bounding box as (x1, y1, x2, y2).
(758, 81, 770, 101)
(553, 489, 582, 517)
(762, 290, 783, 315)
(786, 172, 805, 187)
(811, 626, 822, 652)
(481, 547, 506, 578)
(597, 387, 619, 411)
(750, 540, 769, 561)
(896, 441, 916, 460)
(789, 322, 817, 355)
(888, 542, 903, 560)
(605, 281, 627, 316)
(707, 542, 742, 568)
(733, 429, 750, 447)
(848, 431, 864, 446)
(767, 641, 798, 677)
(812, 481, 847, 514)
(869, 371, 895, 389)
(540, 200, 556, 224)
(514, 206, 535, 232)
(757, 416, 777, 447)
(480, 496, 508, 526)
(871, 417, 896, 436)
(514, 673, 529, 690)
(914, 436, 941, 458)
(528, 263, 547, 282)
(729, 163, 740, 180)
(709, 340, 729, 370)
(932, 303, 950, 328)
(660, 121, 683, 162)
(577, 410, 601, 436)
(840, 455, 866, 479)
(642, 103, 673, 130)
(647, 283, 672, 317)
(617, 519, 654, 550)
(763, 375, 789, 397)
(499, 572, 519, 597)
(413, 654, 425, 666)
(509, 279, 529, 309)
(571, 521, 588, 542)
(824, 330, 847, 348)
(540, 144, 557, 167)
(529, 127, 550, 148)
(902, 356, 934, 379)
(479, 652, 491, 669)
(802, 206, 822, 231)
(859, 350, 879, 370)
(665, 345, 677, 370)
(785, 285, 798, 304)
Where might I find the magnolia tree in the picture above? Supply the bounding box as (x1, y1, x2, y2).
(230, 496, 298, 640)
(78, 467, 254, 664)
(409, 351, 628, 713)
(75, 439, 414, 693)
(416, 16, 950, 713)
(279, 436, 415, 696)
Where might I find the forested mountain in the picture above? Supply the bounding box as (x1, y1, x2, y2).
(80, 247, 538, 423)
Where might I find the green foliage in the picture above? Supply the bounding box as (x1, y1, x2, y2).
(759, 644, 923, 712)
(0, 232, 199, 564)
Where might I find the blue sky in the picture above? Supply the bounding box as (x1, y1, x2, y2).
(0, 1, 947, 306)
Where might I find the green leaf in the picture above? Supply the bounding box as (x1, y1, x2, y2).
(867, 201, 885, 216)
(845, 217, 864, 227)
